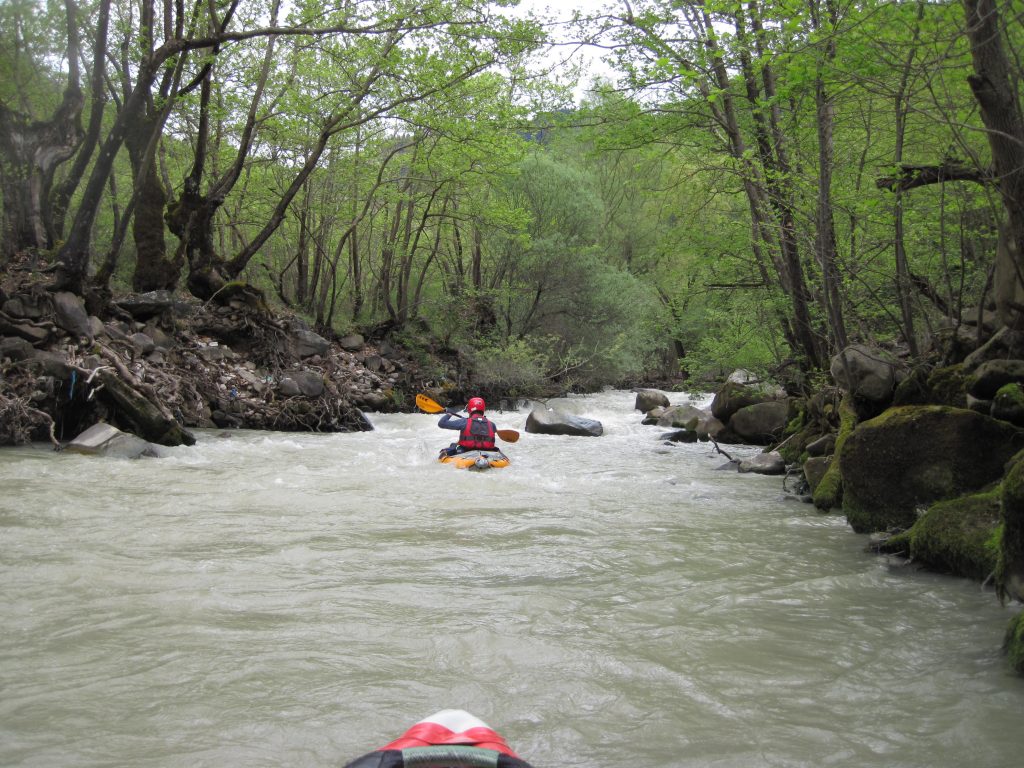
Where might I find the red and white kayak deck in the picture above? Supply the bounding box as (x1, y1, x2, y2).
(343, 709, 535, 768)
(381, 710, 517, 755)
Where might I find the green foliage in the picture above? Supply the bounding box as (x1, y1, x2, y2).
(465, 337, 549, 396)
(681, 293, 789, 382)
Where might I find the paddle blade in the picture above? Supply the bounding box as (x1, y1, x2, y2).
(497, 429, 520, 443)
(416, 393, 445, 414)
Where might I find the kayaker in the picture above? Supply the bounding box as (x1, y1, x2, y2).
(438, 396, 498, 456)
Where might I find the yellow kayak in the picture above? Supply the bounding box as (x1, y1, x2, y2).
(438, 449, 511, 470)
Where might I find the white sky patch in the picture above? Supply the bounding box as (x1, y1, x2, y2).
(494, 0, 622, 103)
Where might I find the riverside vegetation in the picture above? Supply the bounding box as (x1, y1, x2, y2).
(2, 1, 1024, 671)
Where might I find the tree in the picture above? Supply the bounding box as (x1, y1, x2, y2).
(962, 0, 1024, 329)
(0, 0, 84, 259)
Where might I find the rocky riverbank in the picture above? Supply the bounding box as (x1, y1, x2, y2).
(630, 339, 1024, 674)
(0, 268, 429, 449)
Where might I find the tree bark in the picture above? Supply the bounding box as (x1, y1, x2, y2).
(0, 0, 84, 260)
(962, 0, 1024, 327)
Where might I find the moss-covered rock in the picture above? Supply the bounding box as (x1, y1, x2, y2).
(928, 365, 970, 408)
(998, 450, 1024, 604)
(902, 488, 1001, 581)
(892, 364, 968, 408)
(812, 394, 858, 511)
(840, 406, 1024, 533)
(776, 388, 842, 465)
(891, 366, 931, 406)
(1004, 611, 1024, 675)
(992, 382, 1024, 427)
(803, 455, 831, 493)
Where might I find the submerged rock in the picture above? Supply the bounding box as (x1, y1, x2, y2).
(64, 423, 163, 459)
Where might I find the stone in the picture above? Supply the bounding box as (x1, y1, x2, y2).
(115, 290, 176, 320)
(635, 388, 670, 412)
(969, 359, 1024, 400)
(0, 336, 34, 361)
(52, 291, 93, 340)
(830, 343, 902, 403)
(803, 456, 831, 492)
(64, 423, 163, 459)
(806, 434, 835, 457)
(338, 333, 365, 352)
(525, 406, 603, 437)
(289, 328, 330, 358)
(728, 400, 790, 444)
(130, 332, 156, 356)
(840, 405, 1024, 533)
(738, 451, 786, 475)
(278, 370, 325, 397)
(656, 404, 706, 430)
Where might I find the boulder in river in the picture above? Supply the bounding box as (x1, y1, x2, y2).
(525, 406, 603, 437)
(876, 487, 1001, 581)
(634, 388, 670, 412)
(738, 451, 786, 475)
(728, 400, 791, 445)
(64, 423, 163, 459)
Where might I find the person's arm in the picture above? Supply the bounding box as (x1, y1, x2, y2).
(438, 413, 466, 430)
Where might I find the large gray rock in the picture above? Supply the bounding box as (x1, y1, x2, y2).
(806, 433, 836, 457)
(525, 406, 603, 437)
(2, 294, 46, 319)
(289, 328, 330, 358)
(279, 370, 325, 397)
(968, 359, 1024, 399)
(338, 333, 365, 352)
(738, 451, 786, 475)
(52, 291, 93, 340)
(803, 456, 831, 492)
(964, 327, 1024, 372)
(728, 400, 790, 444)
(635, 389, 670, 412)
(830, 344, 902, 402)
(64, 423, 163, 459)
(115, 290, 177, 320)
(656, 404, 707, 429)
(711, 376, 785, 423)
(992, 383, 1024, 427)
(0, 336, 35, 361)
(130, 332, 156, 356)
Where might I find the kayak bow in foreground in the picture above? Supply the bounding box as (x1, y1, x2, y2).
(343, 709, 535, 768)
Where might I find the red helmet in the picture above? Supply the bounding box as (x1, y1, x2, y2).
(467, 397, 486, 414)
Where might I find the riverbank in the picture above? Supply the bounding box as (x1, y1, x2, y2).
(1, 269, 444, 447)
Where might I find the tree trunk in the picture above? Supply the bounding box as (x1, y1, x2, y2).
(0, 0, 83, 260)
(51, 0, 111, 243)
(962, 0, 1024, 328)
(125, 111, 180, 291)
(810, 0, 849, 354)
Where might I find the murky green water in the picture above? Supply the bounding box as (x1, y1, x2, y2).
(1, 390, 1022, 767)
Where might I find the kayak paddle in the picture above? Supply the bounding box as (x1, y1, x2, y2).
(416, 393, 520, 443)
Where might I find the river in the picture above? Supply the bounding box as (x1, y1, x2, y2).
(1, 389, 1022, 767)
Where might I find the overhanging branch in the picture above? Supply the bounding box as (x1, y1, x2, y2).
(876, 163, 991, 192)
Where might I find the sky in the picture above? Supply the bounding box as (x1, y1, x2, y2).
(495, 0, 622, 103)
